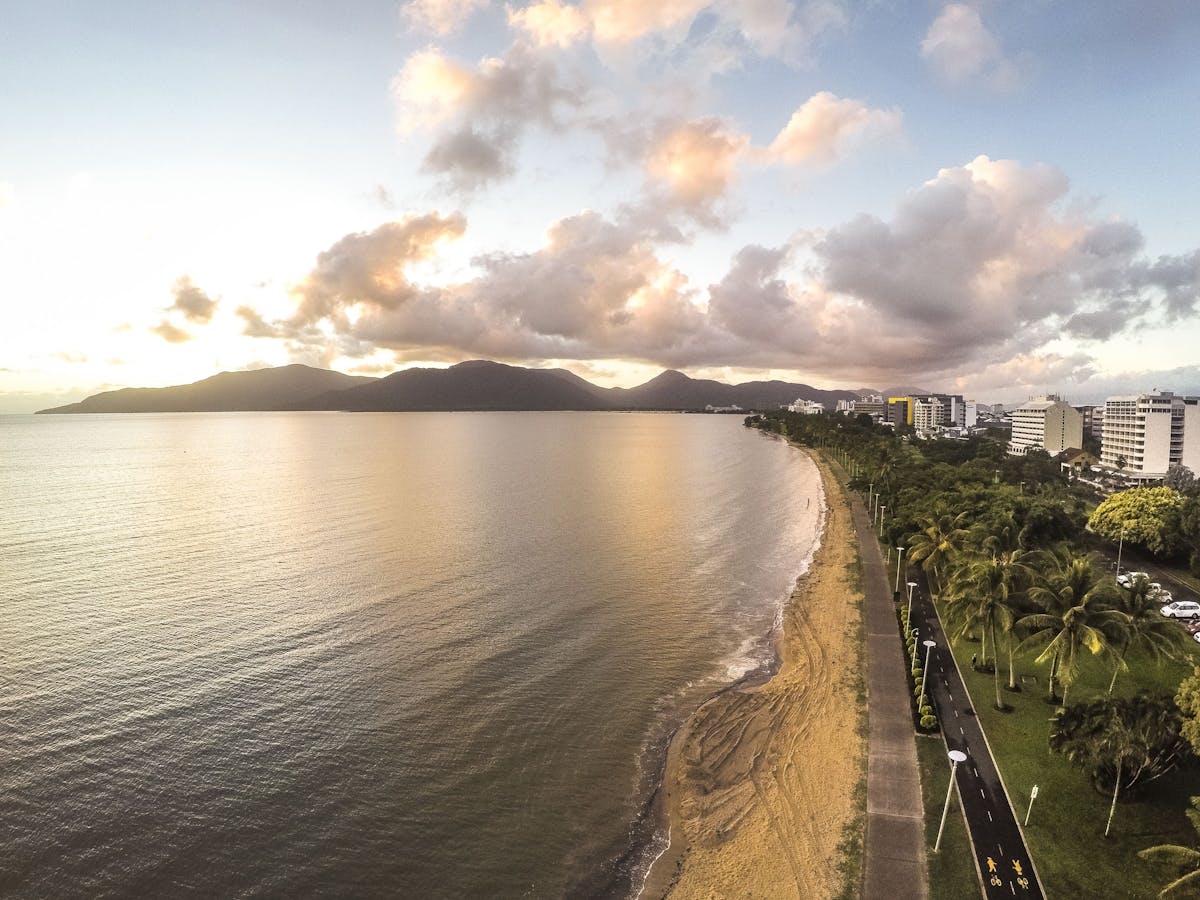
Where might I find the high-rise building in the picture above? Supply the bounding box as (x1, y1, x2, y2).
(1009, 397, 1083, 455)
(1101, 391, 1200, 477)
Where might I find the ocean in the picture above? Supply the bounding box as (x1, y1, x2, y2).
(0, 411, 823, 898)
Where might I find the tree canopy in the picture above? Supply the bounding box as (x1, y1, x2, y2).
(1088, 487, 1186, 558)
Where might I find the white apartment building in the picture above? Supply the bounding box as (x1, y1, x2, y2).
(787, 398, 825, 414)
(1101, 391, 1200, 478)
(1009, 397, 1083, 455)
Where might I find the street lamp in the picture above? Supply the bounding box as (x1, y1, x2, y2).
(906, 581, 918, 629)
(895, 546, 906, 594)
(934, 750, 969, 852)
(879, 505, 887, 537)
(920, 639, 936, 709)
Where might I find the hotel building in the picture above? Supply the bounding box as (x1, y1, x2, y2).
(1008, 397, 1083, 455)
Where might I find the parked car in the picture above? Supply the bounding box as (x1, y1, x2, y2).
(1161, 600, 1200, 619)
(1117, 571, 1150, 589)
(1183, 619, 1200, 635)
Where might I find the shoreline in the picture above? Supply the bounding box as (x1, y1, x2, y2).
(639, 449, 866, 899)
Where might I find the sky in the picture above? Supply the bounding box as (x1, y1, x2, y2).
(3, 0, 1200, 412)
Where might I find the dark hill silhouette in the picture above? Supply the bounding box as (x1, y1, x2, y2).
(296, 360, 610, 411)
(39, 359, 870, 414)
(36, 365, 376, 414)
(609, 369, 858, 410)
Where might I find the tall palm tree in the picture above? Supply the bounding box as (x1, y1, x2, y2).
(1105, 575, 1189, 695)
(1019, 597, 1126, 706)
(1024, 547, 1113, 702)
(905, 509, 972, 596)
(945, 550, 1036, 709)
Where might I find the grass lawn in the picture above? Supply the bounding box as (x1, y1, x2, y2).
(937, 601, 1200, 899)
(915, 734, 979, 899)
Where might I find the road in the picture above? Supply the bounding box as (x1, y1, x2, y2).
(908, 580, 1045, 899)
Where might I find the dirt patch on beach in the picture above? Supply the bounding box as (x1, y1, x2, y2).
(644, 453, 866, 899)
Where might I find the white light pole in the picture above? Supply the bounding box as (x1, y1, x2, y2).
(879, 505, 887, 537)
(1025, 784, 1040, 826)
(934, 750, 969, 852)
(895, 546, 906, 594)
(920, 639, 936, 708)
(1116, 524, 1126, 576)
(906, 581, 918, 631)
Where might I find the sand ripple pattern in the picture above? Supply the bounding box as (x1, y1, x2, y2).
(657, 455, 864, 900)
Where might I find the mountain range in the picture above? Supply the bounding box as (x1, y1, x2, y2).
(36, 361, 863, 414)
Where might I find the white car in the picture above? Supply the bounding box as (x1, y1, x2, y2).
(1150, 585, 1174, 604)
(1117, 571, 1150, 589)
(1161, 600, 1200, 619)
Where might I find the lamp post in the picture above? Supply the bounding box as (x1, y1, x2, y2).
(934, 750, 969, 852)
(895, 546, 906, 594)
(879, 505, 887, 538)
(906, 581, 918, 629)
(1116, 524, 1126, 576)
(920, 639, 936, 709)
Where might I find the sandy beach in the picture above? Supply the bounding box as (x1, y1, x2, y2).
(643, 451, 866, 899)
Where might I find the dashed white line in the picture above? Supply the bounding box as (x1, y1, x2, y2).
(998, 845, 1005, 857)
(980, 787, 986, 798)
(987, 810, 993, 822)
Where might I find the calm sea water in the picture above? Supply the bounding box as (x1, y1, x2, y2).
(1, 411, 822, 898)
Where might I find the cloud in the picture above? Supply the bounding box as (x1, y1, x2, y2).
(403, 0, 489, 35)
(289, 212, 467, 328)
(507, 0, 847, 65)
(507, 0, 591, 47)
(920, 3, 1023, 89)
(392, 45, 585, 193)
(235, 305, 282, 338)
(766, 92, 902, 166)
(169, 276, 218, 323)
(259, 157, 1200, 390)
(150, 320, 193, 344)
(0, 182, 12, 208)
(643, 118, 748, 225)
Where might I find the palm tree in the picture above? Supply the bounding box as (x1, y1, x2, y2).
(1140, 797, 1200, 897)
(1105, 575, 1189, 695)
(1019, 596, 1126, 706)
(905, 509, 972, 596)
(944, 550, 1036, 710)
(1052, 695, 1188, 837)
(1023, 547, 1114, 702)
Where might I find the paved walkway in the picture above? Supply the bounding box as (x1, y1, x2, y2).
(840, 472, 928, 900)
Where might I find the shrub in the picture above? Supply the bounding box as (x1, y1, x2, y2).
(920, 704, 933, 717)
(920, 714, 938, 730)
(914, 685, 924, 698)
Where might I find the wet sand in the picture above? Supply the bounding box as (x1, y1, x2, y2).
(642, 452, 866, 899)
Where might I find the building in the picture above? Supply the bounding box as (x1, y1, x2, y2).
(851, 399, 887, 421)
(887, 397, 910, 427)
(1101, 391, 1200, 478)
(787, 398, 825, 414)
(1009, 397, 1083, 455)
(1074, 404, 1101, 442)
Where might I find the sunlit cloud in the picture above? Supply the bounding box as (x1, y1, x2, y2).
(168, 276, 218, 324)
(392, 45, 585, 193)
(766, 92, 902, 166)
(920, 3, 1024, 89)
(403, 0, 490, 35)
(150, 320, 194, 344)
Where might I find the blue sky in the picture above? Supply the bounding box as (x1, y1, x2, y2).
(3, 0, 1199, 411)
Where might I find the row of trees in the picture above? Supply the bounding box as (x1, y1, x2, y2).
(748, 410, 1200, 857)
